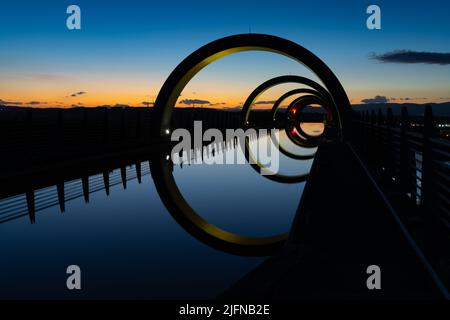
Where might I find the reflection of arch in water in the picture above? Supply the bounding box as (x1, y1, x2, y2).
(270, 129, 317, 160)
(150, 155, 288, 256)
(296, 117, 326, 140)
(243, 133, 311, 184)
(151, 34, 351, 139)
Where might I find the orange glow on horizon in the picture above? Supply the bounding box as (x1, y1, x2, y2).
(1, 91, 448, 109)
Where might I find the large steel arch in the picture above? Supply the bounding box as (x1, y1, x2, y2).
(241, 75, 335, 126)
(270, 88, 327, 122)
(284, 96, 324, 148)
(149, 34, 352, 255)
(151, 33, 351, 139)
(286, 95, 328, 141)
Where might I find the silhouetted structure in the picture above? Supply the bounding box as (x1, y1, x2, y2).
(1, 34, 449, 299)
(0, 107, 241, 185)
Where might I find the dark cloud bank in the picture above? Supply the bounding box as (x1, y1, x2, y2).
(371, 50, 450, 65)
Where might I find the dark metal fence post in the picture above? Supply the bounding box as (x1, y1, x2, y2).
(377, 109, 384, 126)
(103, 108, 109, 145)
(363, 111, 369, 155)
(121, 107, 126, 140)
(370, 110, 376, 162)
(377, 109, 384, 168)
(25, 108, 33, 156)
(385, 108, 395, 182)
(82, 108, 88, 147)
(421, 105, 436, 218)
(399, 107, 411, 199)
(57, 109, 63, 154)
(136, 108, 141, 139)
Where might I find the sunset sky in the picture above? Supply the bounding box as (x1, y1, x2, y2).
(1, 0, 450, 108)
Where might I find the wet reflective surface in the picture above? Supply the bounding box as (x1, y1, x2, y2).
(0, 130, 316, 299)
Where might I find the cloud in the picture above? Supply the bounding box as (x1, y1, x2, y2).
(253, 100, 276, 105)
(361, 95, 390, 104)
(27, 101, 46, 105)
(180, 99, 211, 105)
(141, 101, 154, 106)
(0, 99, 23, 105)
(371, 50, 450, 65)
(1, 99, 49, 106)
(69, 91, 87, 97)
(398, 97, 427, 101)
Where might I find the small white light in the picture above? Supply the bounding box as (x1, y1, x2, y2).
(165, 129, 170, 134)
(166, 155, 170, 160)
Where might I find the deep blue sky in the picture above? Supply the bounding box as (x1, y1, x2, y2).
(1, 0, 449, 107)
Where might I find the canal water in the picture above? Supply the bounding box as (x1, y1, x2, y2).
(0, 130, 316, 299)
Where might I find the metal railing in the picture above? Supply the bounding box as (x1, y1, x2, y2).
(351, 106, 450, 230)
(0, 107, 242, 174)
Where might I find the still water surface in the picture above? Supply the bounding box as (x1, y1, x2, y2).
(0, 131, 316, 299)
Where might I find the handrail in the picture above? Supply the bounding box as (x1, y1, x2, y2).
(351, 106, 449, 231)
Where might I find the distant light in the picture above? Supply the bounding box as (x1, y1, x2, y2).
(166, 155, 170, 160)
(165, 129, 170, 134)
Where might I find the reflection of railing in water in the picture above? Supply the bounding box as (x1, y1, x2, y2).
(0, 134, 245, 225)
(0, 162, 151, 224)
(351, 105, 450, 230)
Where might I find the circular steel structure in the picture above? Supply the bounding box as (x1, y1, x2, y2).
(241, 75, 336, 127)
(149, 33, 351, 255)
(270, 88, 327, 122)
(286, 95, 327, 141)
(151, 33, 351, 139)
